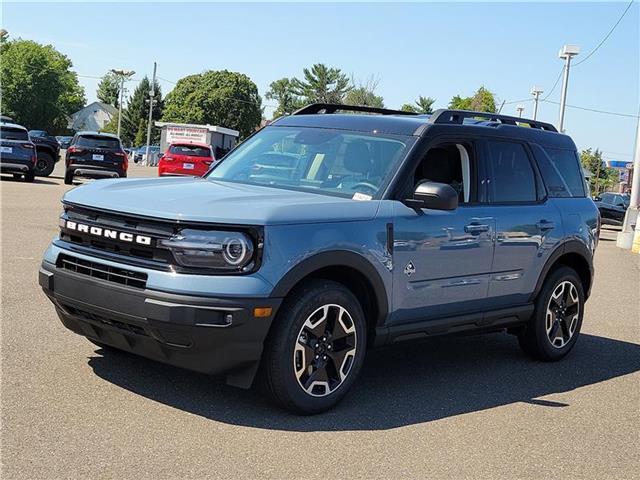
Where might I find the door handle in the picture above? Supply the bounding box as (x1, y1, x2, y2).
(536, 220, 556, 231)
(464, 224, 490, 235)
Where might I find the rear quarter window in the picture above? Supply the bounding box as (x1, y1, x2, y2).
(533, 144, 586, 198)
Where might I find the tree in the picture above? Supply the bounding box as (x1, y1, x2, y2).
(97, 72, 120, 108)
(580, 148, 617, 194)
(266, 77, 302, 118)
(344, 75, 384, 108)
(291, 64, 351, 104)
(162, 70, 262, 139)
(449, 86, 496, 112)
(120, 76, 163, 146)
(0, 39, 85, 133)
(415, 96, 435, 114)
(400, 104, 418, 113)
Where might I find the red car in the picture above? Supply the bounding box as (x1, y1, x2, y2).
(158, 143, 215, 177)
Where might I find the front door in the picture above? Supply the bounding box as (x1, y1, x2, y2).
(390, 140, 495, 325)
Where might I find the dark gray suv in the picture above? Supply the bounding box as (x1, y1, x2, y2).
(41, 104, 598, 413)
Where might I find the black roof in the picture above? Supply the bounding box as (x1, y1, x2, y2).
(273, 113, 428, 136)
(269, 104, 574, 149)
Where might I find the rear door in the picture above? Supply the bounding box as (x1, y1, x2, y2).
(479, 140, 563, 308)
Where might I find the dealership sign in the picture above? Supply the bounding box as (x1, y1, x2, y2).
(166, 126, 208, 144)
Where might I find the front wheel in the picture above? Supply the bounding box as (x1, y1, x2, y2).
(260, 280, 367, 414)
(518, 266, 584, 361)
(64, 171, 74, 185)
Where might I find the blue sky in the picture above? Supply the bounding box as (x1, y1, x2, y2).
(3, 1, 639, 161)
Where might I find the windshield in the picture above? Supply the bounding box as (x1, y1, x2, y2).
(207, 126, 414, 198)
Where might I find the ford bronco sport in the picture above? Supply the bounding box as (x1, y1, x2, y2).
(40, 104, 598, 414)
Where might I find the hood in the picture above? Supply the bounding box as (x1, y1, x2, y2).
(62, 177, 380, 225)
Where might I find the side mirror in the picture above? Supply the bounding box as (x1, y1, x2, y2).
(594, 196, 601, 201)
(405, 181, 459, 210)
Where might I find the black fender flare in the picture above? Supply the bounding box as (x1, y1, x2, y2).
(530, 239, 594, 301)
(270, 250, 390, 326)
(35, 144, 57, 158)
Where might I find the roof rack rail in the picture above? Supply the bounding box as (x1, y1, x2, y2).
(292, 103, 418, 117)
(428, 109, 558, 132)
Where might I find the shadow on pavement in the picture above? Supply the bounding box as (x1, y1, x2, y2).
(0, 175, 58, 185)
(88, 333, 640, 431)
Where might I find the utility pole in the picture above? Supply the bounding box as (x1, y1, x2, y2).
(617, 105, 640, 250)
(530, 86, 543, 120)
(516, 105, 525, 118)
(145, 62, 157, 166)
(110, 69, 135, 139)
(557, 44, 580, 132)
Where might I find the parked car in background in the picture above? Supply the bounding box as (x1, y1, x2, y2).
(56, 136, 73, 149)
(0, 122, 37, 182)
(28, 130, 61, 177)
(594, 192, 630, 226)
(133, 145, 160, 164)
(158, 142, 215, 177)
(64, 132, 128, 185)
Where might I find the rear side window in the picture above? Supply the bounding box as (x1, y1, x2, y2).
(1, 126, 29, 141)
(533, 145, 586, 197)
(485, 141, 537, 203)
(169, 144, 211, 157)
(75, 135, 121, 149)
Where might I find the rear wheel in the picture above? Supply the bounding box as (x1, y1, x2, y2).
(34, 151, 55, 177)
(260, 280, 367, 414)
(64, 171, 74, 185)
(24, 171, 35, 182)
(12, 173, 22, 180)
(518, 266, 584, 361)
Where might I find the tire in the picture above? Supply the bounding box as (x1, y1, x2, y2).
(64, 171, 74, 185)
(260, 279, 367, 414)
(34, 151, 55, 177)
(518, 266, 584, 361)
(12, 173, 22, 180)
(24, 171, 35, 182)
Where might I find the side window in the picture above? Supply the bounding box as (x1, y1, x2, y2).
(534, 145, 586, 198)
(485, 141, 537, 203)
(413, 142, 476, 204)
(601, 193, 613, 204)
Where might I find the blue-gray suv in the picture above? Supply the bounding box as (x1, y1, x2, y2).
(40, 104, 599, 414)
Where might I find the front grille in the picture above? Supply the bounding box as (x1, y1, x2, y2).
(58, 254, 147, 289)
(59, 205, 176, 267)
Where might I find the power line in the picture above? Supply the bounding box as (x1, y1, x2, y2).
(542, 66, 565, 101)
(541, 99, 639, 118)
(574, 0, 635, 66)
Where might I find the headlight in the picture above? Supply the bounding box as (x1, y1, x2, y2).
(159, 229, 255, 271)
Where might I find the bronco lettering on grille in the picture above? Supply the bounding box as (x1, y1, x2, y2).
(65, 220, 152, 246)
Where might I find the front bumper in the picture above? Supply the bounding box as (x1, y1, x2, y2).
(39, 259, 282, 388)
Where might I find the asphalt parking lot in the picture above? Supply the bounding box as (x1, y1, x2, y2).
(2, 162, 639, 479)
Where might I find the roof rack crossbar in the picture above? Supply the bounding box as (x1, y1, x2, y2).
(292, 103, 418, 117)
(428, 109, 558, 132)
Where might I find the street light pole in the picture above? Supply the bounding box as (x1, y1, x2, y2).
(110, 69, 135, 139)
(557, 44, 580, 132)
(145, 62, 157, 166)
(617, 106, 640, 250)
(531, 86, 543, 120)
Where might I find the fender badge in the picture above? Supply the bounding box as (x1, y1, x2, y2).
(404, 261, 416, 277)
